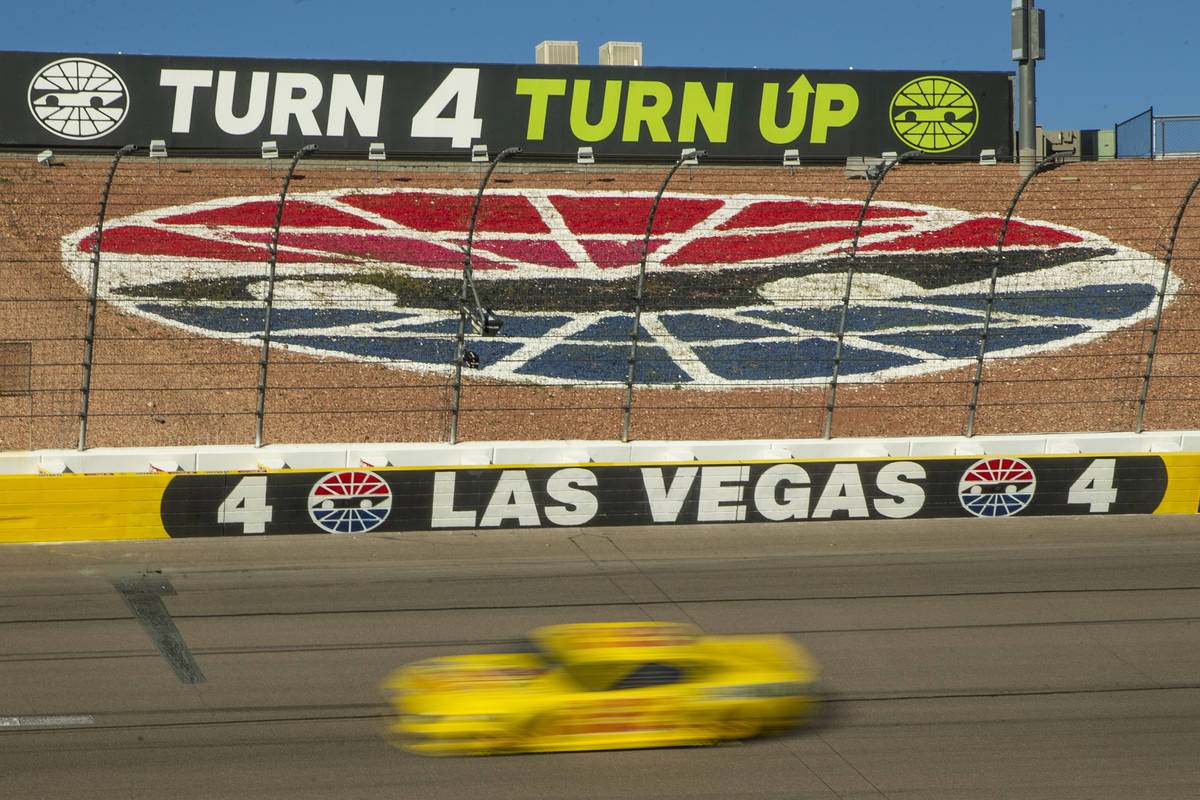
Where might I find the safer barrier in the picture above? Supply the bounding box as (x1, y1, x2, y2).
(4, 444, 1198, 543)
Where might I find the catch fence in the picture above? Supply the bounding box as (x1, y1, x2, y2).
(0, 149, 1198, 451)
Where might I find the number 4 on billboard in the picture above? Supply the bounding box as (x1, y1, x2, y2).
(411, 67, 483, 148)
(217, 475, 274, 534)
(1067, 458, 1118, 513)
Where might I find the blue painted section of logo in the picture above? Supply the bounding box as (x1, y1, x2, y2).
(960, 491, 1035, 517)
(135, 279, 1157, 386)
(311, 506, 390, 534)
(692, 340, 921, 380)
(515, 344, 691, 383)
(910, 283, 1157, 319)
(276, 334, 524, 365)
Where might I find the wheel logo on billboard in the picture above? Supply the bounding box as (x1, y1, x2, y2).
(958, 457, 1036, 517)
(59, 188, 1176, 389)
(28, 57, 129, 140)
(890, 76, 977, 153)
(308, 470, 392, 533)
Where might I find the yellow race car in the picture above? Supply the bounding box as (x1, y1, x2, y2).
(382, 621, 819, 756)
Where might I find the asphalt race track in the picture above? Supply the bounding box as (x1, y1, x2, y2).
(2, 517, 1198, 799)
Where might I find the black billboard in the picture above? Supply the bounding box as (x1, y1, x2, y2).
(159, 455, 1166, 537)
(1, 51, 1013, 161)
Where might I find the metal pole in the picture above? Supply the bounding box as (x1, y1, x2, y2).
(255, 144, 316, 447)
(449, 145, 520, 444)
(448, 291, 470, 445)
(462, 146, 521, 331)
(1135, 172, 1200, 432)
(621, 150, 703, 442)
(1013, 0, 1044, 177)
(824, 151, 917, 439)
(78, 143, 136, 450)
(1017, 54, 1037, 177)
(967, 151, 1061, 437)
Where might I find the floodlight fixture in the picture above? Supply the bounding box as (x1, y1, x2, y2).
(367, 142, 386, 161)
(576, 146, 595, 165)
(680, 147, 700, 166)
(471, 144, 489, 162)
(979, 148, 998, 166)
(148, 139, 168, 158)
(472, 307, 503, 337)
(782, 148, 800, 166)
(36, 149, 53, 166)
(261, 141, 279, 159)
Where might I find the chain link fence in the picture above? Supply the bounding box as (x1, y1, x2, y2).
(1, 150, 1198, 450)
(1116, 109, 1200, 159)
(1156, 116, 1200, 159)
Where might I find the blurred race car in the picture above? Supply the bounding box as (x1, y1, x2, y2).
(382, 621, 818, 755)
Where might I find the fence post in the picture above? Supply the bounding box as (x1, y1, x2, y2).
(78, 143, 136, 450)
(621, 149, 703, 443)
(449, 145, 521, 444)
(1135, 172, 1200, 432)
(254, 144, 316, 448)
(824, 151, 918, 439)
(966, 151, 1062, 437)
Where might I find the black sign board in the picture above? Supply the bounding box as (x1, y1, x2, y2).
(159, 456, 1166, 537)
(2, 51, 1013, 161)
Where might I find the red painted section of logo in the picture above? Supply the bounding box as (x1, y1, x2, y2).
(550, 195, 723, 235)
(717, 200, 925, 229)
(78, 226, 336, 263)
(80, 193, 1091, 273)
(314, 471, 390, 495)
(340, 192, 549, 234)
(578, 238, 669, 268)
(857, 218, 1082, 252)
(452, 238, 574, 269)
(232, 231, 507, 270)
(963, 458, 1036, 483)
(158, 200, 384, 229)
(666, 224, 908, 265)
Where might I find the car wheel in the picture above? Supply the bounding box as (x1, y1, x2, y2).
(720, 714, 761, 741)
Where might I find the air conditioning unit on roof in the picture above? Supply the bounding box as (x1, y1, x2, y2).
(599, 41, 643, 66)
(536, 40, 580, 65)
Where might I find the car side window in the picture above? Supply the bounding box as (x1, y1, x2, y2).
(608, 662, 685, 690)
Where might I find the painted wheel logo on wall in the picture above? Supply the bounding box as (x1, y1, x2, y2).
(307, 470, 392, 533)
(28, 58, 129, 140)
(890, 76, 977, 153)
(958, 457, 1036, 517)
(60, 188, 1176, 388)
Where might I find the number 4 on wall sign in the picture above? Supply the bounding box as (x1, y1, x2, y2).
(410, 67, 484, 148)
(1067, 458, 1118, 513)
(217, 475, 274, 534)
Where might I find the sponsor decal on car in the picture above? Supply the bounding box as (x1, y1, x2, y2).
(62, 188, 1175, 388)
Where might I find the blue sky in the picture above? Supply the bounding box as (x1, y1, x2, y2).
(3, 0, 1195, 131)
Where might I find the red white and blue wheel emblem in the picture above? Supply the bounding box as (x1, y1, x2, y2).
(60, 188, 1178, 389)
(307, 470, 392, 533)
(958, 457, 1036, 517)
